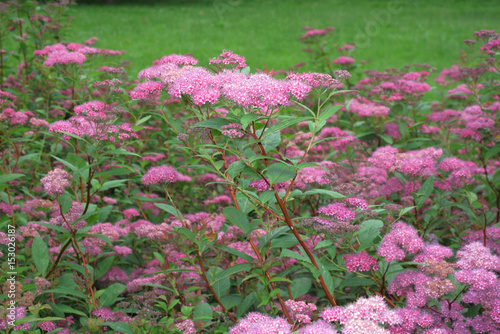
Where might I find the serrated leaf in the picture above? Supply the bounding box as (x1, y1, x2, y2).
(100, 283, 126, 307)
(193, 302, 213, 321)
(290, 277, 312, 299)
(223, 207, 252, 234)
(32, 235, 49, 276)
(265, 163, 296, 185)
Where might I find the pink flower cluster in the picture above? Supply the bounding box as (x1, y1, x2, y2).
(221, 123, 244, 139)
(284, 299, 317, 324)
(142, 165, 191, 185)
(343, 251, 379, 272)
(320, 296, 401, 333)
(377, 222, 424, 262)
(40, 168, 71, 197)
(209, 50, 247, 69)
(135, 52, 324, 109)
(318, 203, 356, 222)
(347, 99, 390, 118)
(230, 312, 291, 334)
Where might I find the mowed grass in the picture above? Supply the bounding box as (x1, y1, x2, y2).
(66, 0, 500, 77)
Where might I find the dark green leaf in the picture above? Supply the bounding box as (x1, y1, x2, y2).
(101, 322, 134, 334)
(58, 192, 72, 215)
(265, 163, 296, 185)
(192, 118, 230, 130)
(339, 277, 377, 289)
(193, 302, 213, 321)
(223, 207, 252, 234)
(290, 277, 312, 299)
(0, 173, 25, 185)
(32, 235, 49, 276)
(100, 283, 126, 307)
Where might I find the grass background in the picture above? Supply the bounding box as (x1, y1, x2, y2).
(66, 0, 500, 77)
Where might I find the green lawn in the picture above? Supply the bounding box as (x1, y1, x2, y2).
(67, 0, 500, 77)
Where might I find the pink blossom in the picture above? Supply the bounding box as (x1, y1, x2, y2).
(41, 168, 71, 197)
(332, 56, 355, 65)
(343, 251, 379, 272)
(142, 165, 191, 185)
(378, 222, 424, 262)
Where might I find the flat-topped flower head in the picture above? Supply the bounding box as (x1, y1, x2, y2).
(378, 222, 424, 262)
(142, 165, 191, 185)
(230, 312, 291, 334)
(41, 168, 71, 197)
(209, 50, 247, 69)
(343, 251, 379, 272)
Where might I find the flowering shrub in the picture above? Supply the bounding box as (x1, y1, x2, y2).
(0, 2, 499, 333)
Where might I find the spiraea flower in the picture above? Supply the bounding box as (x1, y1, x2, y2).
(40, 168, 72, 197)
(142, 165, 191, 185)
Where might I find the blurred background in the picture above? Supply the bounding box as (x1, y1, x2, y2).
(66, 0, 500, 76)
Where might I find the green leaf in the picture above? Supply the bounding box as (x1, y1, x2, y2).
(220, 295, 243, 310)
(290, 277, 312, 299)
(265, 163, 296, 185)
(415, 175, 434, 208)
(192, 118, 230, 130)
(485, 143, 500, 161)
(155, 203, 183, 221)
(46, 288, 87, 299)
(136, 115, 152, 126)
(339, 277, 377, 289)
(302, 189, 344, 198)
(223, 207, 252, 234)
(378, 134, 393, 145)
(193, 302, 213, 321)
(58, 192, 72, 215)
(271, 234, 299, 249)
(32, 235, 50, 276)
(101, 322, 134, 334)
(241, 114, 261, 129)
(227, 161, 246, 179)
(318, 105, 342, 123)
(100, 283, 126, 307)
(212, 275, 230, 297)
(15, 316, 65, 325)
(262, 116, 309, 137)
(356, 219, 384, 250)
(237, 292, 257, 317)
(214, 263, 251, 283)
(94, 167, 131, 178)
(66, 153, 87, 169)
(95, 256, 114, 280)
(261, 130, 281, 151)
(51, 155, 78, 172)
(217, 245, 255, 263)
(0, 173, 25, 185)
(99, 179, 128, 192)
